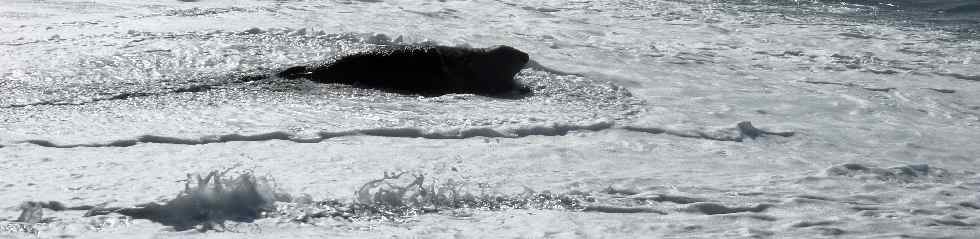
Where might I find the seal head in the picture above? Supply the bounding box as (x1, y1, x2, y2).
(459, 45, 530, 94)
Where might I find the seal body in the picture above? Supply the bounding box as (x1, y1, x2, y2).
(279, 45, 530, 96)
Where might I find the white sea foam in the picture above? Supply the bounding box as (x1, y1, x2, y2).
(1, 0, 979, 238)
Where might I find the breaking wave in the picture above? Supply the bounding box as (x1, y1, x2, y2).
(7, 170, 777, 232)
(4, 162, 973, 235)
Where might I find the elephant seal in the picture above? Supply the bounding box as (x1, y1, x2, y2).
(279, 45, 531, 96)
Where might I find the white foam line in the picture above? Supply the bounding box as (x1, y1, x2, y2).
(13, 121, 794, 148)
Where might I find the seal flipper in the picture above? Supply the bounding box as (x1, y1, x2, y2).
(278, 66, 313, 79)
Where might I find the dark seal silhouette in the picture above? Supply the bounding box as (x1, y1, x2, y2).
(279, 45, 531, 96)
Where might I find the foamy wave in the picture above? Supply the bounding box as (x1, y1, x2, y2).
(13, 121, 797, 148)
(622, 121, 795, 142)
(82, 170, 282, 231)
(15, 163, 970, 233)
(16, 120, 614, 148)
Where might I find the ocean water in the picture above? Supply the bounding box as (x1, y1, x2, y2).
(844, 0, 980, 28)
(841, 0, 979, 13)
(1, 0, 979, 238)
(721, 0, 980, 36)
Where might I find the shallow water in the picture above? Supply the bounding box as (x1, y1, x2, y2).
(1, 0, 979, 238)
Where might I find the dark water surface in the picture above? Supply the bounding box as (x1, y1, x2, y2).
(723, 0, 979, 38)
(841, 0, 979, 14)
